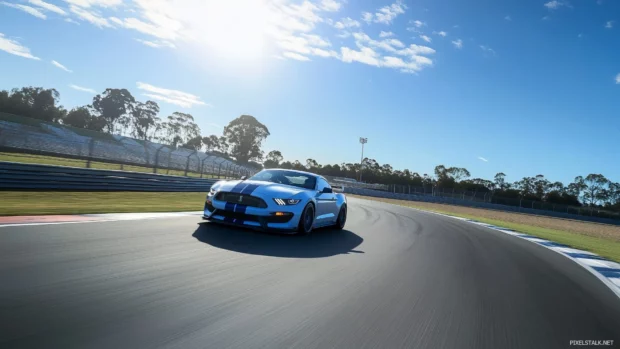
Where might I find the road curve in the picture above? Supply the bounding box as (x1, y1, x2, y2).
(1, 197, 619, 349)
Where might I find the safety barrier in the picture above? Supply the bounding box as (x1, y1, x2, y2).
(0, 162, 217, 192)
(345, 187, 620, 226)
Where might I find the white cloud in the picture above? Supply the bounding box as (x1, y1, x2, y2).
(544, 1, 567, 9)
(452, 39, 463, 49)
(615, 73, 620, 84)
(136, 82, 207, 108)
(480, 45, 496, 56)
(274, 32, 337, 59)
(63, 0, 121, 8)
(361, 11, 373, 23)
(28, 0, 67, 15)
(412, 20, 425, 28)
(65, 17, 79, 24)
(2, 2, 47, 19)
(605, 20, 614, 29)
(69, 84, 96, 93)
(135, 38, 175, 49)
(478, 156, 489, 162)
(341, 46, 380, 66)
(362, 1, 406, 25)
(333, 17, 360, 29)
(283, 51, 311, 61)
(542, 15, 550, 20)
(419, 35, 431, 43)
(341, 31, 434, 73)
(320, 0, 341, 12)
(433, 31, 447, 37)
(336, 31, 351, 38)
(69, 5, 112, 27)
(0, 33, 40, 60)
(505, 15, 511, 21)
(379, 31, 394, 38)
(51, 60, 72, 72)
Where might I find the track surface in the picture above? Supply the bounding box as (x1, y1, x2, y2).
(1, 197, 619, 349)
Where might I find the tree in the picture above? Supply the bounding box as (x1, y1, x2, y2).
(0, 87, 66, 122)
(63, 106, 105, 131)
(202, 135, 220, 152)
(494, 172, 508, 191)
(223, 115, 270, 163)
(306, 158, 321, 171)
(447, 167, 471, 182)
(263, 150, 283, 168)
(131, 101, 160, 141)
(182, 136, 203, 151)
(160, 112, 201, 148)
(582, 174, 609, 206)
(92, 88, 136, 133)
(218, 136, 229, 154)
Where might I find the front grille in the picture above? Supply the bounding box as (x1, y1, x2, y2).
(214, 210, 293, 224)
(215, 192, 267, 208)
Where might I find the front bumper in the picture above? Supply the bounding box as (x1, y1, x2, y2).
(203, 198, 300, 232)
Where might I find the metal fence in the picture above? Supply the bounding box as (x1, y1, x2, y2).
(0, 113, 258, 179)
(381, 184, 620, 222)
(0, 161, 217, 191)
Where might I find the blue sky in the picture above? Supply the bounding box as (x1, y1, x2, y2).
(1, 0, 619, 185)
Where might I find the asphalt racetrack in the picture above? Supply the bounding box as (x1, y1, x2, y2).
(1, 197, 619, 349)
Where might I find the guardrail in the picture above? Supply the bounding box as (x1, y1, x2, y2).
(345, 187, 620, 226)
(0, 162, 217, 192)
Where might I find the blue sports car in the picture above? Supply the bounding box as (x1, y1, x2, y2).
(203, 169, 347, 234)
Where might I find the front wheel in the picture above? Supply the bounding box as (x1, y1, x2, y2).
(298, 203, 315, 235)
(335, 205, 347, 230)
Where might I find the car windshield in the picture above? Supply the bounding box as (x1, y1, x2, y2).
(249, 170, 316, 190)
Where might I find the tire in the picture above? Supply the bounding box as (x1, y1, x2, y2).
(335, 205, 347, 230)
(297, 203, 315, 235)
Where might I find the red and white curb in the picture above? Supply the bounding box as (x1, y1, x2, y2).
(0, 212, 203, 228)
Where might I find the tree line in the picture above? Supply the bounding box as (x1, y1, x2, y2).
(263, 151, 620, 211)
(0, 86, 270, 167)
(2, 86, 619, 211)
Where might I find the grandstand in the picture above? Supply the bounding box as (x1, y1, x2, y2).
(0, 113, 256, 178)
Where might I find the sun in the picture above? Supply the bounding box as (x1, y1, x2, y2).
(198, 0, 270, 60)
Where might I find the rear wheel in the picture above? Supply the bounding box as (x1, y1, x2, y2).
(298, 203, 314, 235)
(335, 205, 347, 230)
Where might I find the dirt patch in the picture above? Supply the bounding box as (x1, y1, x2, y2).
(351, 195, 620, 242)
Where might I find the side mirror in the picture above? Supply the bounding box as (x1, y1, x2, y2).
(240, 176, 247, 180)
(322, 187, 333, 194)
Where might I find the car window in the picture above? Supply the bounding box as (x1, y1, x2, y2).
(317, 178, 330, 192)
(249, 170, 317, 190)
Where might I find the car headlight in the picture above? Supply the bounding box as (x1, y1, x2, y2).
(273, 198, 301, 205)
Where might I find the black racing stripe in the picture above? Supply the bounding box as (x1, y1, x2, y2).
(240, 184, 260, 195)
(230, 182, 248, 193)
(234, 205, 248, 213)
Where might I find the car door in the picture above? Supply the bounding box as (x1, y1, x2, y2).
(315, 178, 337, 225)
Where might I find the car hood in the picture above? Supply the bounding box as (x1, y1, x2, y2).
(212, 180, 309, 198)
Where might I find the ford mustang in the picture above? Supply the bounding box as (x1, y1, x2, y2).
(203, 169, 347, 234)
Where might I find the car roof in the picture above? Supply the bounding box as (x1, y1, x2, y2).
(260, 168, 325, 180)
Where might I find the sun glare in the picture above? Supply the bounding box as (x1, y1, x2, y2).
(200, 0, 269, 60)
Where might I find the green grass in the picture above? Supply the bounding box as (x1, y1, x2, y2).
(0, 152, 221, 178)
(355, 196, 620, 263)
(0, 192, 207, 216)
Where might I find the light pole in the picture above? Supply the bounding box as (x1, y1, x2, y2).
(359, 137, 367, 182)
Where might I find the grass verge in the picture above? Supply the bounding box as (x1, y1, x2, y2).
(0, 192, 207, 216)
(0, 152, 220, 178)
(351, 195, 620, 263)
